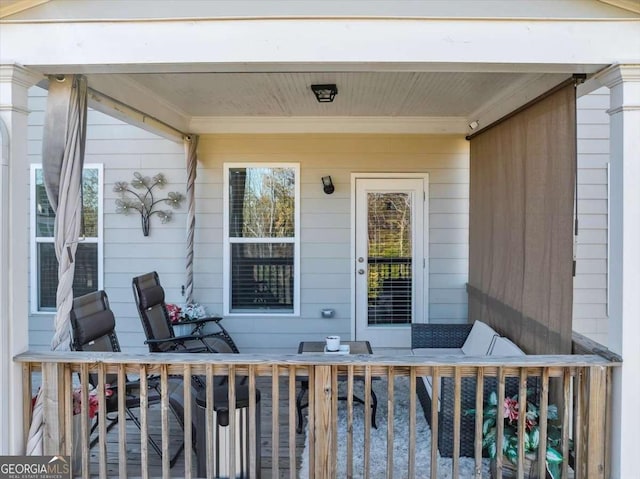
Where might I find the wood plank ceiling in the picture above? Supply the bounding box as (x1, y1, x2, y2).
(119, 71, 538, 117)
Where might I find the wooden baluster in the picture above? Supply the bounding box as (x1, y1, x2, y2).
(42, 362, 64, 455)
(272, 364, 280, 478)
(453, 367, 462, 478)
(160, 364, 170, 478)
(289, 365, 297, 479)
(249, 364, 258, 479)
(347, 366, 354, 479)
(537, 368, 550, 479)
(139, 365, 149, 479)
(386, 366, 395, 479)
(585, 366, 607, 479)
(183, 363, 193, 479)
(474, 367, 484, 479)
(117, 364, 128, 479)
(313, 364, 333, 479)
(430, 366, 439, 479)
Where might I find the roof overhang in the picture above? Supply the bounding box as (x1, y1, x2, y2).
(2, 13, 638, 138)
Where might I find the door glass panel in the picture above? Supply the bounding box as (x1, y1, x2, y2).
(367, 192, 412, 325)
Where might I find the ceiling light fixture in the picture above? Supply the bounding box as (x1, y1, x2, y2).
(311, 84, 338, 103)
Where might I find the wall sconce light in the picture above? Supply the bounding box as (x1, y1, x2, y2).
(322, 176, 335, 195)
(311, 84, 338, 103)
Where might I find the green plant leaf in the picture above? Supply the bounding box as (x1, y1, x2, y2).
(488, 441, 497, 458)
(483, 418, 496, 435)
(528, 426, 540, 450)
(547, 461, 561, 479)
(483, 428, 496, 449)
(547, 404, 559, 420)
(505, 446, 518, 464)
(546, 447, 563, 464)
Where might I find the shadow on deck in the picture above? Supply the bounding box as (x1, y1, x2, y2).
(86, 376, 305, 478)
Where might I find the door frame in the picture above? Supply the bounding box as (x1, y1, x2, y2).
(350, 172, 430, 342)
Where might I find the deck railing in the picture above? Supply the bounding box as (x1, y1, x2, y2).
(16, 348, 618, 479)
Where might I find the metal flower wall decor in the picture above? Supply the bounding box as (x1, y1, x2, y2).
(114, 172, 184, 236)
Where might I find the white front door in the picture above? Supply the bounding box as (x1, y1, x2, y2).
(354, 176, 428, 348)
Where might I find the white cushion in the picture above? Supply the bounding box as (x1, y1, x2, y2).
(461, 321, 499, 356)
(412, 348, 464, 357)
(490, 337, 525, 356)
(419, 376, 441, 411)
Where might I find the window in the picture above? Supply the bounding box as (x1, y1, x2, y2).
(31, 164, 103, 312)
(223, 164, 300, 315)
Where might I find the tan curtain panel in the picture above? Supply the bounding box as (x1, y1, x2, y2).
(468, 83, 576, 354)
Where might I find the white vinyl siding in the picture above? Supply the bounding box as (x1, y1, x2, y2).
(197, 135, 470, 351)
(573, 87, 610, 346)
(27, 86, 187, 351)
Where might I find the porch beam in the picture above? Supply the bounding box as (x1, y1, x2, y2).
(189, 116, 469, 134)
(596, 63, 640, 479)
(1, 19, 637, 73)
(86, 75, 189, 142)
(86, 87, 185, 143)
(0, 64, 42, 454)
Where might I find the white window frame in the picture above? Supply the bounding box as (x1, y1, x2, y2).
(30, 163, 104, 313)
(222, 162, 300, 316)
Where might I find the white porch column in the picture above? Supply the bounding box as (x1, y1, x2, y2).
(0, 64, 41, 454)
(597, 64, 640, 479)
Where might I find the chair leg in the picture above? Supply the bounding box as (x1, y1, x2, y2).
(296, 382, 308, 433)
(125, 408, 164, 459)
(169, 441, 185, 468)
(89, 415, 119, 449)
(371, 388, 378, 429)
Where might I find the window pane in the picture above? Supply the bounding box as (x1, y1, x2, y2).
(82, 169, 99, 237)
(367, 192, 413, 325)
(38, 242, 99, 310)
(231, 243, 294, 312)
(35, 168, 99, 237)
(35, 169, 55, 237)
(229, 167, 295, 238)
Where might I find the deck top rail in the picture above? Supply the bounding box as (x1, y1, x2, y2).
(14, 350, 619, 367)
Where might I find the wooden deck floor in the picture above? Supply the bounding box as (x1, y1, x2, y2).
(86, 377, 306, 478)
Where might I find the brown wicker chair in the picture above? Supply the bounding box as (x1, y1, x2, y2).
(411, 323, 524, 458)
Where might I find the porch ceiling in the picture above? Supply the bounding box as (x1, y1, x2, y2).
(115, 71, 535, 117)
(82, 69, 573, 136)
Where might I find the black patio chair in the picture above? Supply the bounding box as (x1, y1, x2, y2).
(70, 290, 187, 467)
(131, 271, 239, 354)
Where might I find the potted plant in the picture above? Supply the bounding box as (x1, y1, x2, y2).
(168, 302, 209, 336)
(473, 390, 565, 479)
